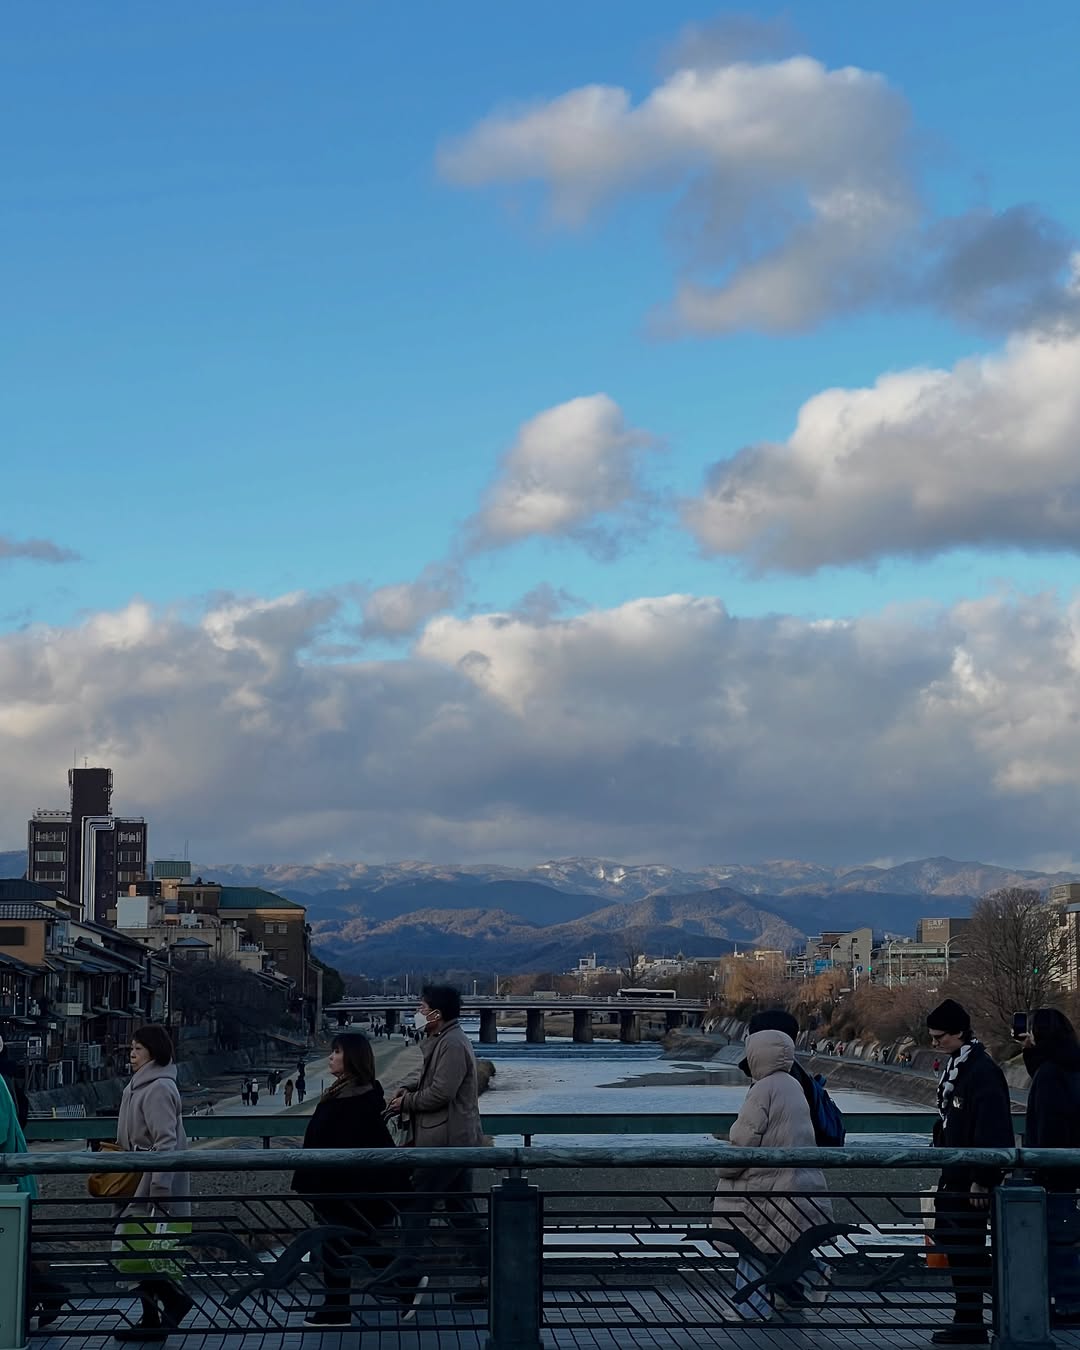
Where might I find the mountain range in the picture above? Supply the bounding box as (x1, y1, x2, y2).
(3, 850, 1075, 978)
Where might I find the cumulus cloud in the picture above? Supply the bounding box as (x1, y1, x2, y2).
(6, 587, 1080, 867)
(440, 47, 1077, 336)
(0, 534, 80, 564)
(467, 393, 658, 553)
(358, 394, 656, 640)
(359, 566, 464, 640)
(685, 330, 1080, 571)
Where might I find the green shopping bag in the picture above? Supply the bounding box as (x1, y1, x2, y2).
(113, 1218, 192, 1278)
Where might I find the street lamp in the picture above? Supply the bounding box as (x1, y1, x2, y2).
(885, 940, 906, 989)
(944, 936, 961, 979)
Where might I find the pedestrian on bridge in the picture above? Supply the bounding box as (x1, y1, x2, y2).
(1022, 1007, 1080, 1327)
(386, 983, 487, 1307)
(112, 1025, 193, 1341)
(292, 1032, 410, 1328)
(716, 1029, 832, 1320)
(284, 1079, 294, 1107)
(927, 998, 1013, 1346)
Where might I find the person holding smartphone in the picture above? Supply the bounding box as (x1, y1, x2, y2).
(926, 999, 1014, 1346)
(1022, 1008, 1080, 1326)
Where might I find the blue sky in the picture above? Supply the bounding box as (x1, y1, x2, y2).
(4, 5, 1080, 866)
(5, 2, 1079, 631)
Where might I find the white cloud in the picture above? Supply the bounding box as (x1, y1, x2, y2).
(467, 394, 657, 551)
(6, 588, 1080, 867)
(359, 394, 656, 640)
(440, 48, 1078, 336)
(441, 56, 914, 334)
(685, 330, 1080, 571)
(359, 566, 464, 640)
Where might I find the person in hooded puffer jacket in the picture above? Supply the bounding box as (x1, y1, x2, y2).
(1024, 1007, 1080, 1327)
(714, 1029, 832, 1320)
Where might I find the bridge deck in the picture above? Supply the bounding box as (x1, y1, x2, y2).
(31, 1329, 1080, 1350)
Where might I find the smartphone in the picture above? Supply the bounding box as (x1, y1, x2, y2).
(1011, 1011, 1030, 1040)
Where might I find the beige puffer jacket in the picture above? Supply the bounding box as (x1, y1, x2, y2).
(713, 1029, 832, 1254)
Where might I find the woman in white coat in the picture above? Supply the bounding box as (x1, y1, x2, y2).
(714, 1029, 832, 1319)
(113, 1025, 193, 1341)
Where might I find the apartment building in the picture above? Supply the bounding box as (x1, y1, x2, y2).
(28, 766, 148, 924)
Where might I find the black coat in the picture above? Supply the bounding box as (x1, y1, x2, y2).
(1024, 1041, 1080, 1191)
(933, 1042, 1015, 1191)
(290, 1080, 402, 1227)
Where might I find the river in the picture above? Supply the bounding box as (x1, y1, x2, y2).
(465, 1025, 922, 1148)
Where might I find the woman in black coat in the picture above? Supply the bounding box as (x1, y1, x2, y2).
(1024, 1007, 1080, 1325)
(291, 1033, 405, 1328)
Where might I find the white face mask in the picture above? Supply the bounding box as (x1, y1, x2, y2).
(413, 1009, 431, 1032)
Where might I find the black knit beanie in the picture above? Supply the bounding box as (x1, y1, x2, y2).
(926, 998, 971, 1035)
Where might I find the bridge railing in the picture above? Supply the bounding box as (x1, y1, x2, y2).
(24, 1109, 1016, 1145)
(2, 1144, 1073, 1350)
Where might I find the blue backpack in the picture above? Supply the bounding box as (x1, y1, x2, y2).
(807, 1072, 846, 1147)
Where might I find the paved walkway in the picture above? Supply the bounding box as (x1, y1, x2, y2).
(208, 1035, 421, 1119)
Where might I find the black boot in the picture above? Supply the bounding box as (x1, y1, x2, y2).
(32, 1274, 70, 1329)
(113, 1287, 165, 1342)
(154, 1281, 194, 1330)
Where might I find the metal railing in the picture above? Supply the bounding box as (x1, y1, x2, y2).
(23, 1108, 1001, 1145)
(3, 1144, 1077, 1349)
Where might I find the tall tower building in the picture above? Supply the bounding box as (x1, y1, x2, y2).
(27, 766, 148, 924)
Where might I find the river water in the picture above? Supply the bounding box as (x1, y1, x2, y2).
(464, 1025, 922, 1149)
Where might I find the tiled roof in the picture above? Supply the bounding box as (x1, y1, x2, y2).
(0, 901, 65, 922)
(218, 886, 303, 911)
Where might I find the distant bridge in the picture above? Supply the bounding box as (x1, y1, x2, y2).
(323, 994, 709, 1044)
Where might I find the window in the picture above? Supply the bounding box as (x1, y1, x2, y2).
(0, 928, 27, 948)
(35, 830, 66, 844)
(276, 949, 288, 963)
(35, 850, 65, 862)
(35, 869, 64, 882)
(118, 850, 141, 863)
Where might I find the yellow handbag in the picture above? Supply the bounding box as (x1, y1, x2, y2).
(87, 1141, 140, 1200)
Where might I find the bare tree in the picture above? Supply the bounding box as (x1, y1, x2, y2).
(951, 887, 1066, 1044)
(620, 928, 647, 983)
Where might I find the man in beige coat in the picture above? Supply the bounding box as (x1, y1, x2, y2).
(386, 984, 486, 1304)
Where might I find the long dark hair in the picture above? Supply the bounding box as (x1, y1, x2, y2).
(1031, 1007, 1079, 1054)
(324, 1032, 376, 1100)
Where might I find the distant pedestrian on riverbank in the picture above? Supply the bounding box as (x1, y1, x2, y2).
(927, 998, 1013, 1346)
(241, 1078, 251, 1106)
(296, 1075, 306, 1104)
(716, 1029, 832, 1320)
(1023, 1007, 1080, 1326)
(250, 1078, 259, 1106)
(284, 1079, 294, 1107)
